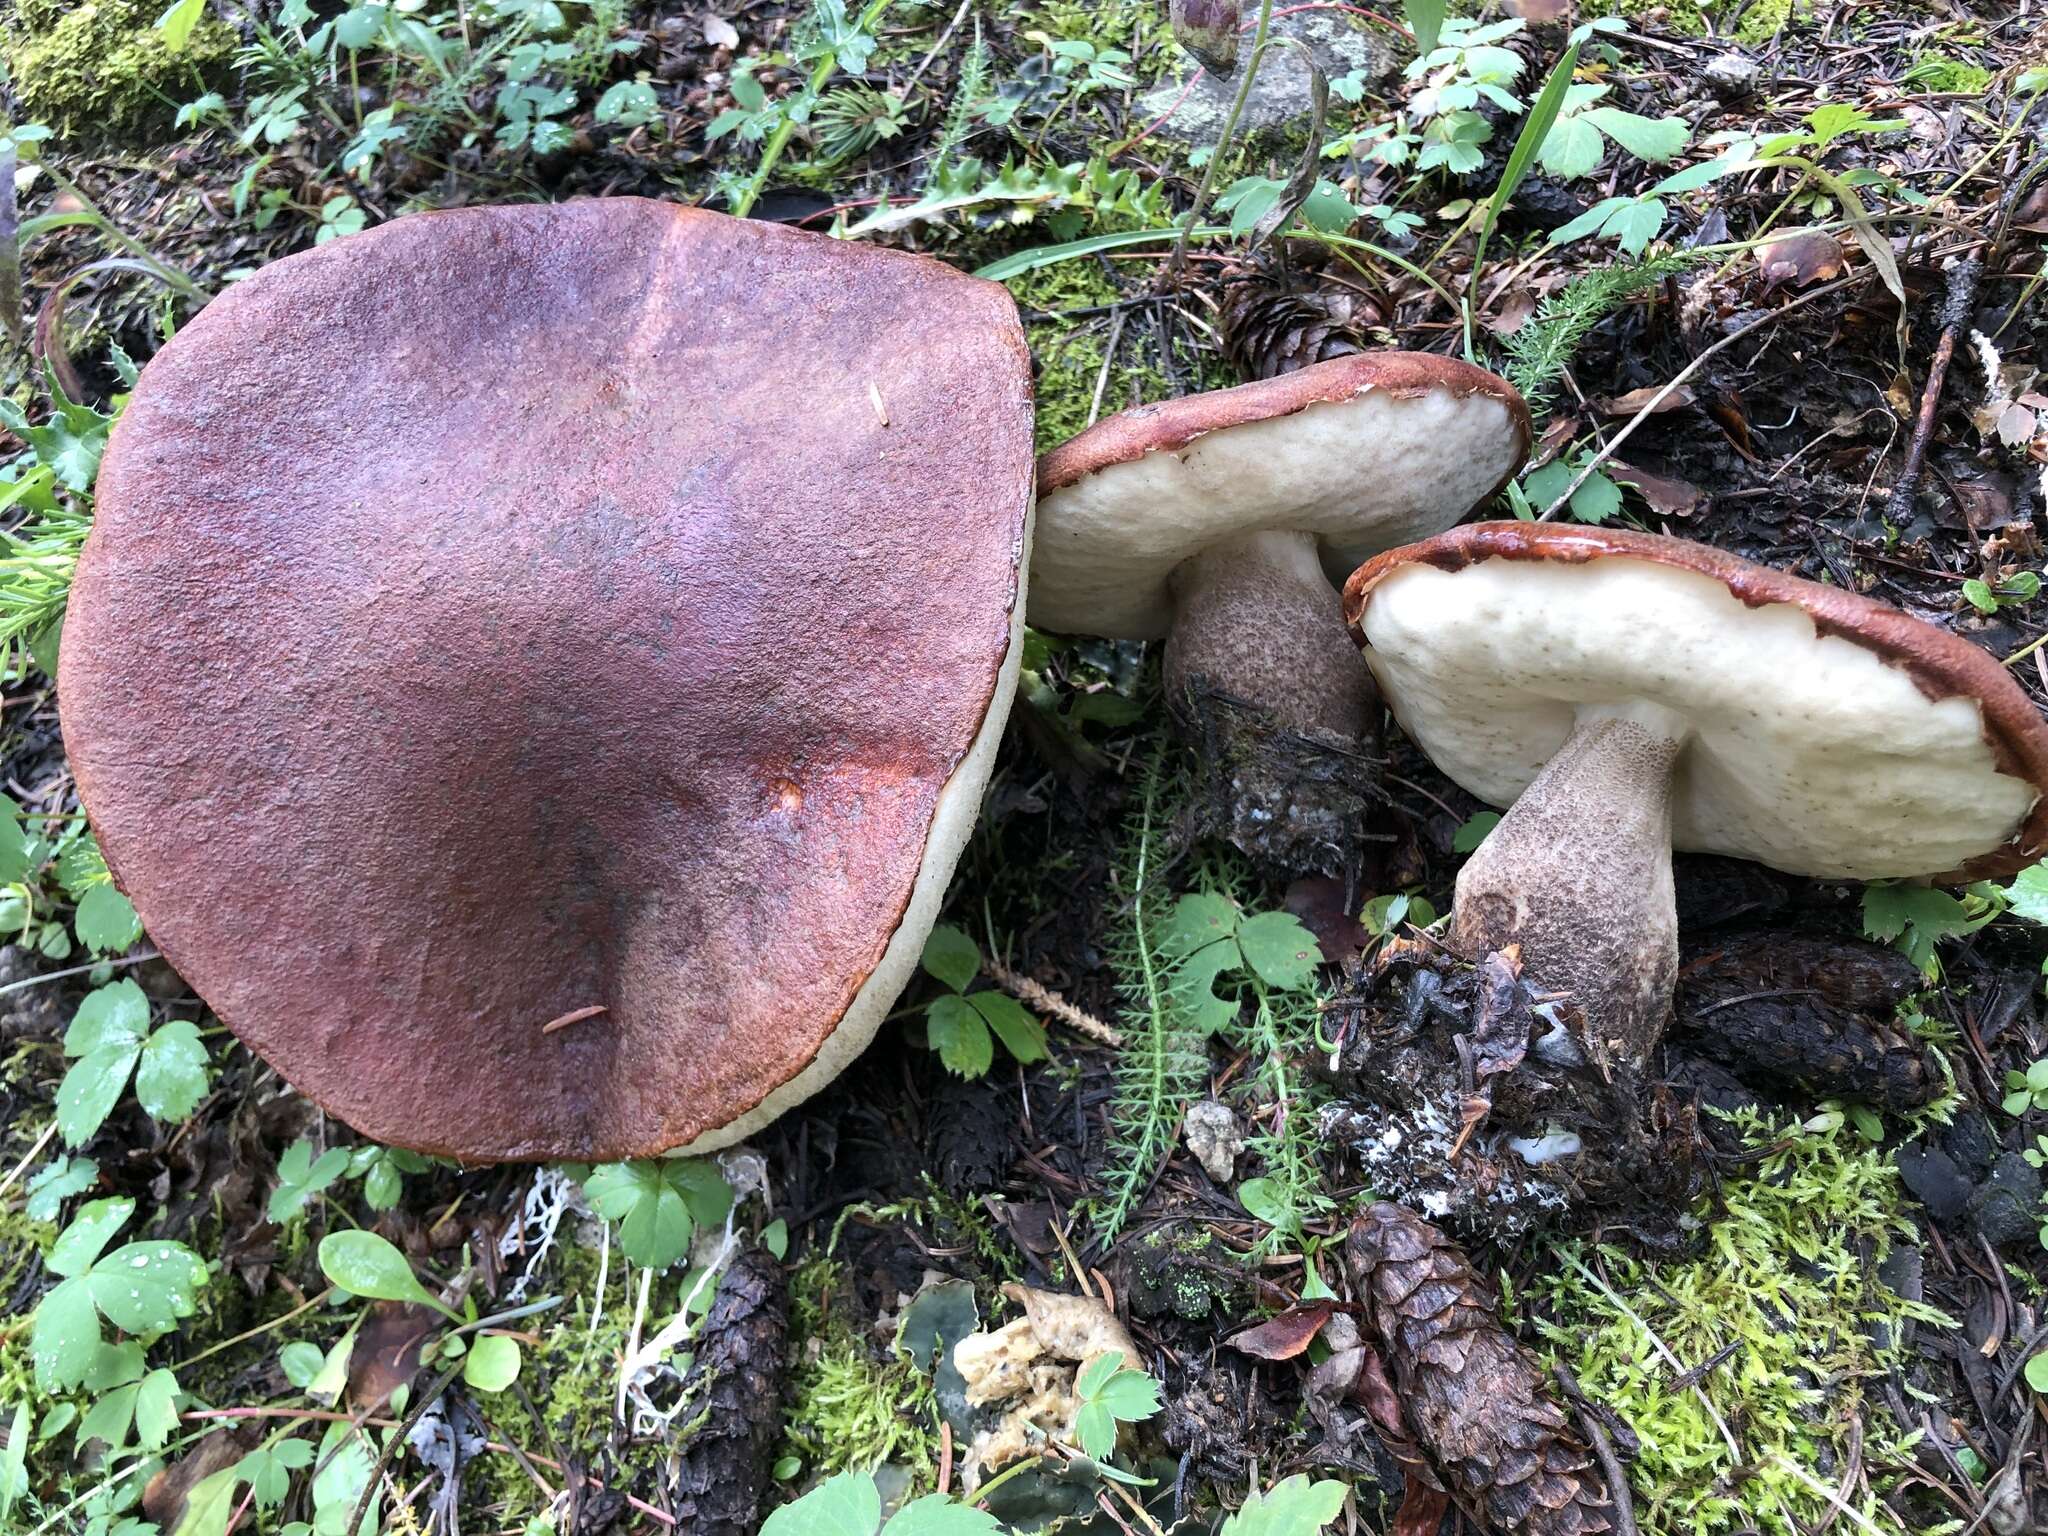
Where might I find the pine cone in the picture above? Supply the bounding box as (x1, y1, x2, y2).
(1220, 274, 1377, 381)
(1345, 1203, 1617, 1536)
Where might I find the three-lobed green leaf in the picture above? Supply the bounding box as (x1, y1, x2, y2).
(583, 1158, 734, 1270)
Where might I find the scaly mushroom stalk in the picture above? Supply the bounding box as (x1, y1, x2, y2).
(1164, 528, 1375, 741)
(1451, 705, 1686, 1075)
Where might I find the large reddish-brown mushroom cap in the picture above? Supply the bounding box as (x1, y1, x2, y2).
(59, 200, 1036, 1162)
(1344, 522, 2048, 882)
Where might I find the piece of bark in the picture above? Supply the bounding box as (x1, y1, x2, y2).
(1345, 1202, 1616, 1535)
(669, 1245, 789, 1535)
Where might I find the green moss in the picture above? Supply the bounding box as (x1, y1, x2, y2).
(3, 0, 237, 145)
(1003, 260, 1177, 454)
(1530, 1116, 1952, 1536)
(1733, 0, 1808, 44)
(782, 1255, 942, 1482)
(1903, 52, 1992, 92)
(1028, 0, 1166, 57)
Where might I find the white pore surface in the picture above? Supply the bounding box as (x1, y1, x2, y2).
(1030, 388, 1522, 638)
(677, 518, 1034, 1153)
(1362, 556, 2039, 879)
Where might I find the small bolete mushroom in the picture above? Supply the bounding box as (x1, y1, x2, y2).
(1030, 353, 1530, 866)
(1344, 522, 2048, 1076)
(58, 200, 1036, 1162)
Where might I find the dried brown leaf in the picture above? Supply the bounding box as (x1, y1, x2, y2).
(1755, 229, 1845, 290)
(1227, 1300, 1338, 1360)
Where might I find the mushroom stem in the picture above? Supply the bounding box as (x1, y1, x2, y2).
(1163, 528, 1374, 739)
(1452, 704, 1689, 1076)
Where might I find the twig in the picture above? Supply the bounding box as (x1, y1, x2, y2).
(984, 955, 1123, 1046)
(1553, 1361, 1641, 1536)
(0, 947, 163, 997)
(0, 1118, 57, 1200)
(1883, 256, 1982, 524)
(346, 1357, 464, 1536)
(1537, 273, 1866, 521)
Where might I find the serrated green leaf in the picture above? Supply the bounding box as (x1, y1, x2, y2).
(967, 992, 1047, 1063)
(57, 1041, 140, 1146)
(64, 980, 150, 1056)
(31, 1277, 101, 1391)
(921, 924, 981, 993)
(1581, 106, 1689, 162)
(1540, 114, 1606, 178)
(75, 883, 144, 955)
(2001, 865, 2048, 924)
(156, 0, 209, 49)
(136, 1020, 210, 1121)
(88, 1240, 208, 1333)
(761, 1468, 882, 1536)
(1401, 0, 1444, 52)
(1219, 1474, 1350, 1535)
(25, 1154, 97, 1220)
(927, 993, 994, 1078)
(1092, 1367, 1163, 1422)
(134, 1367, 181, 1450)
(1073, 1398, 1116, 1460)
(1235, 912, 1321, 991)
(1570, 471, 1624, 524)
(1155, 893, 1238, 958)
(171, 1466, 242, 1536)
(883, 1492, 1002, 1535)
(48, 1196, 133, 1277)
(76, 1381, 139, 1455)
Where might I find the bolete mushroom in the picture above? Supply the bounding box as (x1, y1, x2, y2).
(58, 200, 1036, 1162)
(1029, 354, 1529, 868)
(1344, 522, 2048, 1076)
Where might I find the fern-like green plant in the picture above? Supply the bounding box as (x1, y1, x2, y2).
(1090, 749, 1212, 1245)
(1498, 254, 1690, 415)
(924, 19, 988, 177)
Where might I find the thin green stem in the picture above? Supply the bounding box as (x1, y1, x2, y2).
(730, 0, 892, 219)
(1171, 0, 1276, 272)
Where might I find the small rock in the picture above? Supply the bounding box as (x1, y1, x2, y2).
(1703, 53, 1761, 99)
(1967, 1152, 2043, 1248)
(1136, 11, 1396, 149)
(1895, 1142, 1973, 1224)
(1183, 1100, 1246, 1184)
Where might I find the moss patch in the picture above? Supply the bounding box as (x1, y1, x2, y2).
(782, 1254, 943, 1483)
(1904, 51, 1993, 92)
(1529, 1117, 1949, 1536)
(3, 0, 237, 146)
(1003, 260, 1181, 454)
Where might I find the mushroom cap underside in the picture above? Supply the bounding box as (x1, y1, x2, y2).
(1029, 353, 1530, 639)
(58, 199, 1037, 1162)
(1345, 522, 2048, 881)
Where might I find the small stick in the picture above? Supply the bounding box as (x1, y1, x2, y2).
(1554, 1361, 1641, 1536)
(540, 1004, 607, 1035)
(983, 956, 1123, 1047)
(1884, 256, 1982, 525)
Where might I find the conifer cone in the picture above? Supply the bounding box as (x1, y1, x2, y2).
(1219, 263, 1378, 380)
(1345, 1202, 1618, 1536)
